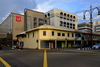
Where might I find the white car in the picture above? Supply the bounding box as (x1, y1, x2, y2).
(92, 44, 100, 49)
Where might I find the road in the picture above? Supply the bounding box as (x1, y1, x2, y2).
(0, 47, 100, 67)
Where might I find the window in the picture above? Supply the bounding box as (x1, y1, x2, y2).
(73, 24, 75, 26)
(64, 22, 66, 24)
(67, 18, 69, 20)
(34, 17, 37, 21)
(58, 33, 61, 36)
(64, 18, 66, 19)
(39, 19, 44, 23)
(43, 31, 46, 36)
(60, 12, 63, 15)
(64, 13, 66, 16)
(62, 33, 65, 36)
(44, 20, 47, 24)
(67, 23, 69, 25)
(67, 14, 69, 17)
(60, 21, 63, 24)
(73, 20, 75, 22)
(39, 23, 43, 26)
(52, 31, 54, 36)
(73, 16, 76, 19)
(72, 33, 74, 37)
(33, 33, 34, 37)
(34, 23, 37, 27)
(60, 17, 63, 19)
(70, 26, 72, 28)
(70, 19, 72, 21)
(68, 33, 70, 37)
(67, 26, 69, 28)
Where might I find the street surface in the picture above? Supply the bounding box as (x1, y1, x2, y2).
(0, 47, 100, 67)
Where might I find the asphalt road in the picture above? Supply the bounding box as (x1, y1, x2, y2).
(0, 47, 100, 67)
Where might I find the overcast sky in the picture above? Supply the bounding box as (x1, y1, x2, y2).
(0, 0, 100, 24)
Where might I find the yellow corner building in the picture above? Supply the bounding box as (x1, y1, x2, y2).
(17, 25, 75, 49)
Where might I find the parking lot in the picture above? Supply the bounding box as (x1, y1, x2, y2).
(0, 47, 100, 67)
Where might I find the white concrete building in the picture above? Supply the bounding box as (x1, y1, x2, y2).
(45, 9, 78, 29)
(78, 21, 100, 32)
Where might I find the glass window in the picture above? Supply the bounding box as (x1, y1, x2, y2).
(33, 33, 34, 37)
(67, 26, 69, 28)
(73, 24, 75, 26)
(58, 33, 61, 36)
(70, 19, 72, 21)
(44, 20, 47, 24)
(67, 23, 69, 25)
(43, 31, 46, 36)
(72, 33, 74, 37)
(62, 33, 65, 36)
(68, 33, 70, 37)
(67, 18, 69, 20)
(34, 23, 37, 27)
(39, 23, 43, 26)
(39, 19, 44, 23)
(34, 17, 37, 22)
(52, 31, 54, 36)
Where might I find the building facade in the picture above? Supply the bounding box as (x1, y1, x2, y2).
(45, 9, 78, 29)
(24, 9, 50, 31)
(78, 21, 100, 32)
(0, 9, 50, 46)
(17, 25, 75, 49)
(17, 25, 100, 49)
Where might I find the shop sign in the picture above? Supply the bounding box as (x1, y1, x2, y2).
(16, 16, 21, 22)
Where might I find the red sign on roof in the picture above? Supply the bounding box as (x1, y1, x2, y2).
(16, 16, 21, 22)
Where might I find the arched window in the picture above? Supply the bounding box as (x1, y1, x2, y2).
(70, 15, 72, 18)
(45, 14, 47, 18)
(60, 12, 63, 15)
(73, 16, 76, 18)
(64, 13, 66, 16)
(48, 13, 50, 16)
(67, 14, 69, 17)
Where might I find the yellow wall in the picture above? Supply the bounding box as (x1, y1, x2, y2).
(39, 29, 75, 40)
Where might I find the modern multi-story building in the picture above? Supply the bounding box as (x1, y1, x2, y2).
(24, 9, 50, 31)
(0, 13, 24, 46)
(78, 21, 100, 32)
(0, 9, 50, 46)
(45, 9, 78, 29)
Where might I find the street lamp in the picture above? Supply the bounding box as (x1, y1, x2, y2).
(83, 5, 100, 48)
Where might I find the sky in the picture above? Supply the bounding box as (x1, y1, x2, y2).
(0, 0, 100, 24)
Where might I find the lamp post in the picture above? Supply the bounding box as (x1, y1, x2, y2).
(83, 5, 100, 48)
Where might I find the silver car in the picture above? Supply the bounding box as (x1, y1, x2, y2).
(92, 44, 100, 49)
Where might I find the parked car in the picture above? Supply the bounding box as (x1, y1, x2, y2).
(0, 45, 2, 50)
(92, 44, 100, 49)
(16, 45, 23, 49)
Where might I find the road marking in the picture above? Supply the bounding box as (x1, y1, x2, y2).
(0, 57, 11, 67)
(43, 50, 48, 67)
